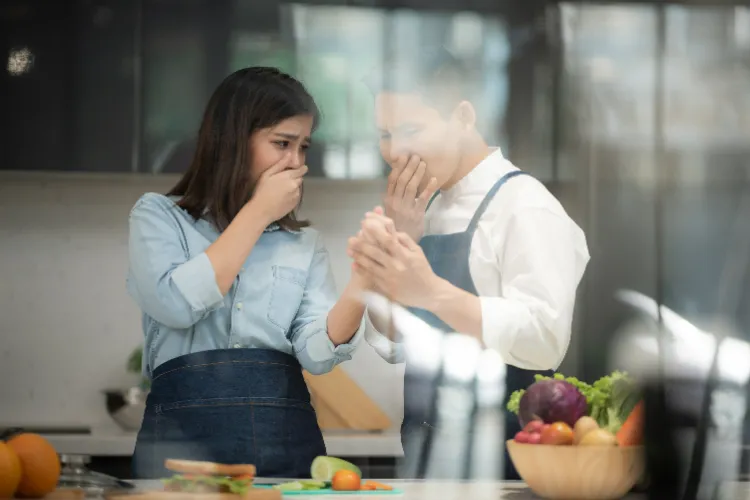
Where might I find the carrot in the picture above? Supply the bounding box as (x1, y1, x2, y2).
(616, 400, 644, 446)
(361, 481, 393, 491)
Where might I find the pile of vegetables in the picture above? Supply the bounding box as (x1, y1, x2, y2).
(507, 371, 644, 447)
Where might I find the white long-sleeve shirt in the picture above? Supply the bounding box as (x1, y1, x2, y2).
(365, 148, 590, 371)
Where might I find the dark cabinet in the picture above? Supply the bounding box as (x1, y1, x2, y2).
(1, 1, 77, 171)
(137, 1, 547, 179)
(0, 0, 137, 172)
(0, 0, 554, 178)
(74, 0, 138, 173)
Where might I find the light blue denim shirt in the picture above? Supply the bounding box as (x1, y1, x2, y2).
(127, 193, 363, 378)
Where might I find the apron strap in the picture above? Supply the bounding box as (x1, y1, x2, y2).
(425, 190, 440, 212)
(466, 170, 530, 233)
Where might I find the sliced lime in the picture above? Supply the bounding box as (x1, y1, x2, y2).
(310, 456, 362, 481)
(299, 480, 327, 490)
(273, 481, 304, 491)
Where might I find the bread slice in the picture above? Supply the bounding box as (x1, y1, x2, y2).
(164, 459, 257, 478)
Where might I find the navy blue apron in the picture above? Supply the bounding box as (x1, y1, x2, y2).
(131, 348, 326, 479)
(401, 170, 553, 480)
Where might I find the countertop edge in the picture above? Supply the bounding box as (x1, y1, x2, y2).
(42, 431, 404, 458)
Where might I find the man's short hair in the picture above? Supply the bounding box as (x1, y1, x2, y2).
(362, 46, 480, 115)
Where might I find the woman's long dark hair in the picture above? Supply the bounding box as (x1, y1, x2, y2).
(168, 67, 320, 231)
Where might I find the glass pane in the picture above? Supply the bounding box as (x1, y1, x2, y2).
(141, 0, 212, 174)
(229, 32, 296, 75)
(561, 4, 658, 148)
(559, 3, 659, 378)
(284, 4, 517, 179)
(663, 6, 750, 151)
(138, 1, 551, 179)
(660, 5, 750, 334)
(143, 34, 206, 143)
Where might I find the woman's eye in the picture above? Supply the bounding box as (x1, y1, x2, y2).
(275, 140, 290, 149)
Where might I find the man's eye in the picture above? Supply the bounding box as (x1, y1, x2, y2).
(379, 132, 391, 141)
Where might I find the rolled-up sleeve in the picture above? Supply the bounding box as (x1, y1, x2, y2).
(291, 236, 363, 375)
(364, 312, 405, 365)
(126, 194, 224, 329)
(482, 207, 590, 371)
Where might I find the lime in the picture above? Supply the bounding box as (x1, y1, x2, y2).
(273, 481, 304, 491)
(310, 456, 362, 481)
(299, 480, 327, 490)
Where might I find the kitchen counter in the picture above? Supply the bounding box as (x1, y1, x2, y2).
(125, 480, 648, 499)
(41, 427, 404, 458)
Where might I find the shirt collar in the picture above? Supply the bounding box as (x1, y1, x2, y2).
(441, 147, 515, 203)
(264, 221, 302, 234)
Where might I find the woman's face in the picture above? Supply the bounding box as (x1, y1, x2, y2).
(248, 114, 314, 183)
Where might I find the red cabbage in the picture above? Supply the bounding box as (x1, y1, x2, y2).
(518, 379, 588, 428)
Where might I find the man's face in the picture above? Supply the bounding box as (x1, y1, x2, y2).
(374, 92, 462, 190)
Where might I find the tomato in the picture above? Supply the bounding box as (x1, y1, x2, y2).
(331, 470, 361, 491)
(522, 421, 544, 434)
(514, 431, 530, 443)
(540, 422, 574, 445)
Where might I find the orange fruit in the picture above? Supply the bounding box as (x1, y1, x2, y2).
(0, 442, 22, 498)
(7, 433, 61, 498)
(331, 470, 361, 491)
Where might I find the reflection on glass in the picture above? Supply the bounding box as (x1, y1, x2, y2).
(288, 4, 511, 178)
(561, 2, 750, 384)
(143, 1, 209, 173)
(229, 32, 295, 75)
(561, 4, 657, 147)
(6, 47, 34, 76)
(144, 34, 206, 173)
(142, 2, 515, 177)
(663, 6, 750, 149)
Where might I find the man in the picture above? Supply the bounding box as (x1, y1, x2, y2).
(347, 48, 590, 479)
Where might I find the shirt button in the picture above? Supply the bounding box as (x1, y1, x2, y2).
(236, 303, 243, 310)
(240, 267, 245, 272)
(233, 343, 242, 349)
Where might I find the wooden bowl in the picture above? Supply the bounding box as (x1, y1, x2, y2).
(506, 440, 645, 500)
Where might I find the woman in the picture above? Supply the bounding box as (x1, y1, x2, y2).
(127, 67, 367, 479)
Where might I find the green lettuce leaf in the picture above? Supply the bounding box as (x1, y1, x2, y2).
(506, 370, 640, 434)
(162, 474, 253, 495)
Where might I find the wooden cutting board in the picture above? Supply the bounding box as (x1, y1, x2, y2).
(11, 489, 86, 500)
(309, 392, 349, 430)
(303, 367, 391, 431)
